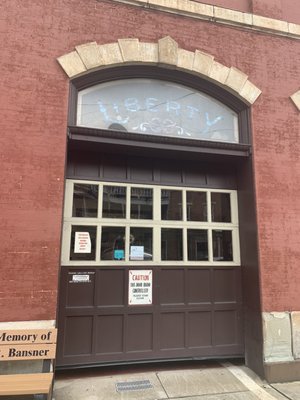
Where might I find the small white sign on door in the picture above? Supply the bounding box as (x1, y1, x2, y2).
(128, 270, 152, 305)
(130, 246, 144, 260)
(72, 274, 90, 283)
(74, 232, 91, 253)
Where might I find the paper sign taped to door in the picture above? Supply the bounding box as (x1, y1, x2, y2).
(128, 270, 152, 305)
(74, 232, 91, 253)
(130, 246, 144, 260)
(72, 274, 90, 282)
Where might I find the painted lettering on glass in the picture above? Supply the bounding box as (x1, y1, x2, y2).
(97, 97, 224, 138)
(78, 79, 238, 143)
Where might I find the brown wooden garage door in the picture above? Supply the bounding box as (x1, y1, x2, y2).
(56, 265, 243, 367)
(56, 153, 244, 367)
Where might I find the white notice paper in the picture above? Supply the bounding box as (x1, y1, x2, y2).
(72, 275, 90, 282)
(74, 232, 91, 253)
(128, 270, 152, 305)
(130, 246, 144, 260)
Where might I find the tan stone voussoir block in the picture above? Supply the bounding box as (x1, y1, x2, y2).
(158, 36, 178, 65)
(193, 50, 214, 77)
(139, 42, 159, 63)
(292, 312, 300, 359)
(98, 43, 123, 65)
(177, 49, 194, 71)
(225, 67, 248, 93)
(75, 42, 104, 70)
(253, 15, 288, 33)
(214, 7, 252, 26)
(208, 61, 229, 85)
(239, 80, 262, 105)
(57, 51, 87, 78)
(118, 38, 140, 62)
(290, 91, 300, 111)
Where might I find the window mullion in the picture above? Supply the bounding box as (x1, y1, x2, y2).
(208, 229, 213, 262)
(125, 225, 130, 262)
(231, 191, 238, 225)
(126, 186, 131, 220)
(183, 227, 188, 262)
(232, 228, 240, 264)
(153, 225, 160, 263)
(207, 191, 212, 223)
(97, 226, 101, 262)
(98, 183, 103, 219)
(182, 189, 187, 222)
(153, 187, 161, 262)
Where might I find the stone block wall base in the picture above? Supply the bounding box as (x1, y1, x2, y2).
(264, 360, 300, 383)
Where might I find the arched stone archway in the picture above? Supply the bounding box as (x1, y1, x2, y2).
(57, 36, 261, 106)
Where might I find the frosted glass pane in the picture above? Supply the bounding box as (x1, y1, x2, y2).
(77, 79, 239, 143)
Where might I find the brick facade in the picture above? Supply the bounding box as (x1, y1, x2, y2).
(1, 0, 300, 380)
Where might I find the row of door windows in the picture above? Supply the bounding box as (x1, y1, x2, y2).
(72, 183, 232, 222)
(61, 180, 240, 265)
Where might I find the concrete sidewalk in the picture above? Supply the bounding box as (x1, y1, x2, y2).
(52, 361, 300, 400)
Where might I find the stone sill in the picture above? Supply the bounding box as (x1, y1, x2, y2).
(106, 0, 300, 39)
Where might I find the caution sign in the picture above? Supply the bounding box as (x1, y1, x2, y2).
(128, 270, 152, 305)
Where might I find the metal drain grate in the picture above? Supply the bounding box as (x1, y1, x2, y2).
(116, 379, 153, 392)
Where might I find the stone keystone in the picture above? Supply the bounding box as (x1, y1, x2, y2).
(158, 36, 178, 65)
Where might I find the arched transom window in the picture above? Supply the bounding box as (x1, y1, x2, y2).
(77, 79, 239, 143)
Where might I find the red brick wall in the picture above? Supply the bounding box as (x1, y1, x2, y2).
(252, 0, 300, 24)
(198, 0, 300, 24)
(0, 0, 299, 321)
(195, 0, 251, 13)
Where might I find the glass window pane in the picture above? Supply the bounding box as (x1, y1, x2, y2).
(211, 193, 231, 222)
(130, 228, 153, 261)
(77, 79, 239, 144)
(102, 186, 126, 218)
(187, 230, 208, 261)
(161, 190, 182, 220)
(213, 230, 233, 261)
(161, 228, 183, 261)
(101, 227, 125, 260)
(70, 225, 96, 261)
(187, 191, 207, 221)
(130, 188, 153, 219)
(72, 184, 98, 218)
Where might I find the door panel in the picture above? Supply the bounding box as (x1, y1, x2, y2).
(57, 266, 243, 367)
